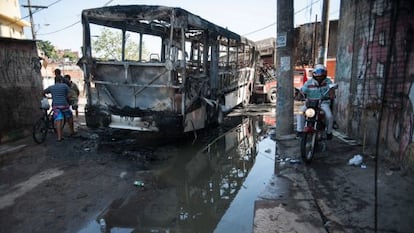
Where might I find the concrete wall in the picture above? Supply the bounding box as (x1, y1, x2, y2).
(335, 0, 414, 168)
(0, 0, 29, 39)
(294, 20, 338, 67)
(0, 38, 43, 143)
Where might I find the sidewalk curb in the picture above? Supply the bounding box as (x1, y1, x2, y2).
(253, 138, 327, 233)
(0, 129, 30, 145)
(0, 131, 32, 162)
(253, 170, 326, 232)
(0, 144, 27, 156)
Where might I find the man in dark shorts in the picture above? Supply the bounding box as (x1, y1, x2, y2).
(43, 77, 75, 141)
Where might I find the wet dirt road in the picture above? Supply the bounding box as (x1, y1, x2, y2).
(2, 102, 414, 233)
(0, 104, 277, 233)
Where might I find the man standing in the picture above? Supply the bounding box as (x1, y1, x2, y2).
(43, 78, 75, 141)
(64, 74, 80, 117)
(54, 68, 64, 84)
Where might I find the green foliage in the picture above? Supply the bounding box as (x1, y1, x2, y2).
(63, 52, 77, 62)
(92, 28, 149, 61)
(36, 40, 58, 59)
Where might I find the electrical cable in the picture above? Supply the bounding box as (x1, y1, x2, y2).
(243, 23, 276, 37)
(6, 0, 63, 27)
(30, 0, 115, 36)
(243, 0, 337, 37)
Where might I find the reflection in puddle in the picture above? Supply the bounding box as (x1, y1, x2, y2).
(79, 115, 276, 233)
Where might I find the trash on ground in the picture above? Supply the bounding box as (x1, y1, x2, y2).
(276, 157, 301, 165)
(386, 171, 393, 176)
(99, 218, 106, 231)
(119, 171, 127, 178)
(134, 180, 144, 187)
(360, 164, 367, 169)
(289, 159, 301, 164)
(348, 154, 363, 166)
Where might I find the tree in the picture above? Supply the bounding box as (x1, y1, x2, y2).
(63, 52, 78, 63)
(92, 28, 149, 61)
(36, 40, 58, 59)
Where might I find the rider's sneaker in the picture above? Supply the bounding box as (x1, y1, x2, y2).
(296, 131, 304, 139)
(326, 133, 333, 140)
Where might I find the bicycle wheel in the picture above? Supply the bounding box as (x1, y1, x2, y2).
(33, 118, 48, 144)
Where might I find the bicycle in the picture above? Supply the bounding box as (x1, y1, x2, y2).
(32, 99, 66, 144)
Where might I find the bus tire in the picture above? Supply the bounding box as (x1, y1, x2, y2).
(267, 87, 277, 104)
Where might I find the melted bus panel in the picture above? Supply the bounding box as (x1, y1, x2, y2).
(78, 5, 258, 133)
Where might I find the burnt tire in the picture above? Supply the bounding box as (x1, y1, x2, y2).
(84, 105, 100, 128)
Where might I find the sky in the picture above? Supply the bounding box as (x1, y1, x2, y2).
(19, 0, 340, 52)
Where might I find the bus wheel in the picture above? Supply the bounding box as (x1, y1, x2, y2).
(85, 105, 100, 128)
(267, 87, 277, 104)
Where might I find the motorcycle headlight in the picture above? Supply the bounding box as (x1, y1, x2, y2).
(304, 108, 316, 118)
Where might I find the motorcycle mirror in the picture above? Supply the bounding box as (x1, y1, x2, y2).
(329, 83, 338, 89)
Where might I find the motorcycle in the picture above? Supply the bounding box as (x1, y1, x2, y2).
(298, 83, 338, 163)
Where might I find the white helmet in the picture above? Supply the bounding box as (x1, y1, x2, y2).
(313, 64, 327, 77)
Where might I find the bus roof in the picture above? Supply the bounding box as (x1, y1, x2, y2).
(81, 5, 255, 46)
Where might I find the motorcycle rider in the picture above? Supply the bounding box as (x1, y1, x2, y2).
(296, 64, 335, 140)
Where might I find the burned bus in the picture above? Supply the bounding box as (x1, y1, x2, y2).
(78, 5, 258, 134)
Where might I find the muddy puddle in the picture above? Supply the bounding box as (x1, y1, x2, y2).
(78, 113, 276, 233)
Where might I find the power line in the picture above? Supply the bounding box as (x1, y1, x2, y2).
(243, 23, 276, 37)
(22, 0, 50, 40)
(22, 0, 63, 20)
(36, 0, 115, 36)
(295, 0, 321, 15)
(243, 0, 323, 37)
(38, 21, 79, 35)
(5, 0, 59, 27)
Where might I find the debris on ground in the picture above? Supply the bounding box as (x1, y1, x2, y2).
(348, 154, 363, 166)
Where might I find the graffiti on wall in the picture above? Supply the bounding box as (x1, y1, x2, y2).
(0, 39, 43, 140)
(351, 0, 414, 161)
(0, 43, 41, 88)
(336, 0, 414, 166)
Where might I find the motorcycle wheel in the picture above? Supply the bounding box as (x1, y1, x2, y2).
(300, 132, 317, 164)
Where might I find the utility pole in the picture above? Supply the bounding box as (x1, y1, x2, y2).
(312, 14, 318, 67)
(22, 0, 48, 40)
(275, 0, 294, 138)
(317, 0, 330, 65)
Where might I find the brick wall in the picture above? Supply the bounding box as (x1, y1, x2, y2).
(294, 20, 338, 67)
(336, 0, 414, 167)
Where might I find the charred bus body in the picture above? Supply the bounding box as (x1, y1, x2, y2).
(78, 5, 258, 134)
